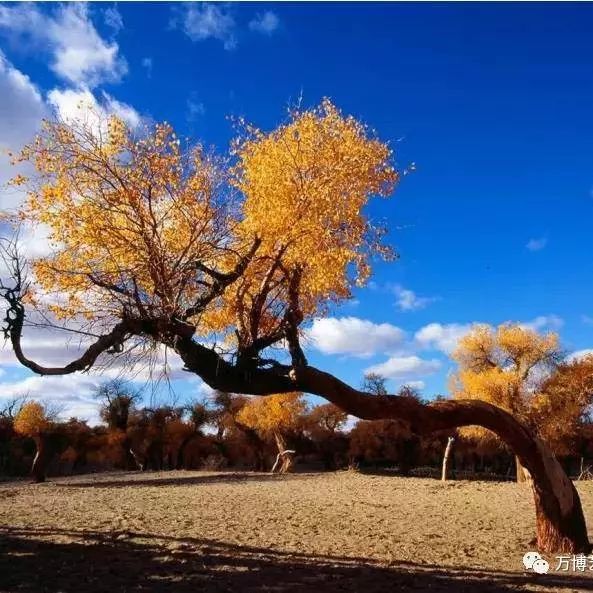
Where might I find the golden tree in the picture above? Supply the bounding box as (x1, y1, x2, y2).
(451, 323, 561, 481)
(236, 392, 306, 472)
(13, 401, 52, 482)
(532, 354, 593, 458)
(0, 101, 588, 552)
(13, 401, 50, 437)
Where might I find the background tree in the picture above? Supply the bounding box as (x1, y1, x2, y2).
(350, 377, 422, 475)
(531, 355, 593, 464)
(13, 401, 54, 482)
(306, 403, 349, 469)
(59, 417, 93, 473)
(175, 401, 212, 469)
(96, 380, 141, 469)
(1, 101, 587, 552)
(236, 392, 307, 473)
(361, 373, 388, 396)
(209, 391, 267, 470)
(0, 399, 21, 475)
(451, 323, 561, 482)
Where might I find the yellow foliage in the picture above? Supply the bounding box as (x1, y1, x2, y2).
(13, 401, 49, 437)
(451, 323, 560, 445)
(235, 392, 306, 436)
(531, 355, 593, 455)
(11, 114, 225, 324)
(8, 101, 397, 352)
(234, 99, 396, 305)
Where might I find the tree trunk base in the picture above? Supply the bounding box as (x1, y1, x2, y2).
(441, 437, 454, 482)
(532, 440, 590, 554)
(271, 450, 296, 474)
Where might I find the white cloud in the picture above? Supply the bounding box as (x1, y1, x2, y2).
(0, 55, 52, 264)
(566, 349, 593, 363)
(171, 3, 236, 50)
(0, 323, 189, 383)
(307, 317, 406, 358)
(0, 373, 105, 425)
(404, 380, 425, 391)
(103, 6, 123, 33)
(0, 54, 140, 264)
(526, 237, 547, 252)
(249, 11, 280, 35)
(187, 95, 206, 121)
(415, 316, 563, 357)
(364, 355, 441, 380)
(0, 53, 47, 211)
(519, 315, 564, 333)
(0, 3, 127, 88)
(47, 87, 141, 131)
(392, 285, 436, 311)
(415, 322, 472, 354)
(141, 57, 153, 77)
(0, 326, 211, 423)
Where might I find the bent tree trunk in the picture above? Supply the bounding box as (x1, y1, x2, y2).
(441, 436, 455, 482)
(170, 347, 591, 554)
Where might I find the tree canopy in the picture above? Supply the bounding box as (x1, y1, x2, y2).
(6, 100, 396, 372)
(449, 323, 593, 459)
(13, 401, 50, 438)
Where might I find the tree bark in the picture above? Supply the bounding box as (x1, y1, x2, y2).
(271, 432, 295, 474)
(516, 454, 531, 483)
(31, 434, 51, 483)
(441, 437, 455, 482)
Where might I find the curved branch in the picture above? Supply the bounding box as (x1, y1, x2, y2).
(8, 315, 131, 376)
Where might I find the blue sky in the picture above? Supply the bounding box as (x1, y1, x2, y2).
(0, 2, 592, 422)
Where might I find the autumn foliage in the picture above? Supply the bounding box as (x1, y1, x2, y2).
(13, 401, 50, 437)
(8, 100, 396, 367)
(235, 392, 306, 438)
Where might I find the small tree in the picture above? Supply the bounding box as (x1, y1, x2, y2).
(236, 392, 307, 473)
(532, 355, 593, 460)
(209, 391, 267, 470)
(362, 373, 388, 396)
(306, 403, 349, 469)
(13, 401, 51, 482)
(175, 402, 212, 469)
(96, 380, 141, 469)
(350, 377, 422, 474)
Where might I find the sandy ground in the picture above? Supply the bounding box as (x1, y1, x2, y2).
(2, 471, 593, 592)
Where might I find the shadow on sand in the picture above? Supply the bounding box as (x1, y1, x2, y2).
(1, 526, 592, 592)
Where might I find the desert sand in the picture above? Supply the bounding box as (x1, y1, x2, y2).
(1, 470, 593, 592)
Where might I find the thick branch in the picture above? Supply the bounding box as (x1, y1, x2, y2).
(183, 237, 261, 319)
